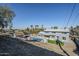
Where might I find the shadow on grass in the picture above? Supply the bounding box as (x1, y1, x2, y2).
(0, 36, 63, 56)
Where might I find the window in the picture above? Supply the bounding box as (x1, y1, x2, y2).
(57, 36, 59, 39)
(64, 32, 67, 34)
(52, 32, 56, 33)
(45, 31, 49, 33)
(44, 35, 50, 38)
(62, 32, 67, 34)
(62, 37, 66, 40)
(52, 35, 55, 37)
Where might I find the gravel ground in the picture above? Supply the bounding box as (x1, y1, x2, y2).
(0, 37, 63, 56)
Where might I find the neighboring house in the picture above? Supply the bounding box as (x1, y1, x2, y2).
(38, 28, 70, 43)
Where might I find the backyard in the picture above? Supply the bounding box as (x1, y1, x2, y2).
(0, 36, 63, 56)
(0, 35, 78, 56)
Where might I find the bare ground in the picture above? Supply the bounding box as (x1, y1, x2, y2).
(0, 36, 78, 56)
(0, 37, 63, 56)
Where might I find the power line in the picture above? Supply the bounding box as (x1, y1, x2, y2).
(71, 12, 79, 26)
(66, 3, 76, 27)
(62, 7, 69, 28)
(71, 4, 79, 26)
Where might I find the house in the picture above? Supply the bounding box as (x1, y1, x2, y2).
(38, 28, 70, 43)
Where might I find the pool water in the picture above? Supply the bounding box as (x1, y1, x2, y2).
(31, 37, 43, 41)
(31, 37, 48, 43)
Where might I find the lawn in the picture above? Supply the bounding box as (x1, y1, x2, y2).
(48, 40, 64, 46)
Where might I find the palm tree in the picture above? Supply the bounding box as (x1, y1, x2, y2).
(35, 25, 39, 29)
(0, 6, 15, 32)
(30, 25, 33, 29)
(54, 26, 58, 29)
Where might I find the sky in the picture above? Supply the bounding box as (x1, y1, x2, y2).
(0, 3, 79, 29)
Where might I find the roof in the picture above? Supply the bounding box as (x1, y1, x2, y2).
(44, 29, 69, 32)
(38, 31, 69, 36)
(38, 32, 56, 36)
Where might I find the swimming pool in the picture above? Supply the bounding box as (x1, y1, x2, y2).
(31, 36, 48, 43)
(31, 37, 43, 41)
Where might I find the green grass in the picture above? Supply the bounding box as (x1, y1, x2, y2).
(48, 40, 56, 44)
(48, 40, 64, 46)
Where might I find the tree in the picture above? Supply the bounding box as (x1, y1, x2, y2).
(41, 25, 43, 28)
(70, 26, 79, 53)
(54, 26, 58, 29)
(76, 25, 79, 29)
(30, 25, 33, 29)
(0, 6, 15, 32)
(35, 25, 39, 29)
(26, 27, 30, 32)
(64, 27, 67, 29)
(51, 26, 53, 29)
(74, 26, 79, 36)
(70, 26, 74, 36)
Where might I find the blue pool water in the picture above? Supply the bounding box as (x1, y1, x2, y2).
(31, 37, 44, 42)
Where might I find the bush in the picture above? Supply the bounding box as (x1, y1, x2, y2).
(59, 41, 64, 46)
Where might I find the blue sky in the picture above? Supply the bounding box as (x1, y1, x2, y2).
(1, 3, 79, 29)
